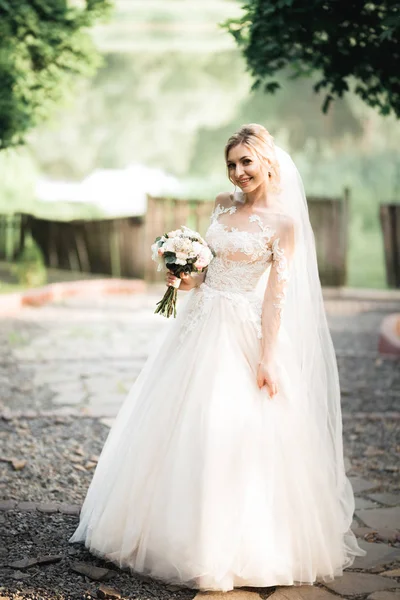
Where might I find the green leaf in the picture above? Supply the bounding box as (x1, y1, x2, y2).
(224, 0, 400, 118)
(0, 0, 112, 149)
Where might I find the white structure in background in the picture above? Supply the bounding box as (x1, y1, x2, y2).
(35, 164, 183, 216)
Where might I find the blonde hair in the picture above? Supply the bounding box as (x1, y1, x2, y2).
(225, 123, 281, 194)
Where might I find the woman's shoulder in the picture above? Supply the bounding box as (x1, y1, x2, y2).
(213, 191, 234, 210)
(269, 213, 296, 249)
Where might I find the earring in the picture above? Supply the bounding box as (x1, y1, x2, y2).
(268, 171, 271, 177)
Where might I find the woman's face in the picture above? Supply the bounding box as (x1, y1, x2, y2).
(226, 143, 266, 192)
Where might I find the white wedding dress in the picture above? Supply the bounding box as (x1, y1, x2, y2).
(69, 198, 363, 591)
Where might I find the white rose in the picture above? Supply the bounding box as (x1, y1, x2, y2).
(192, 241, 203, 254)
(168, 229, 182, 238)
(164, 239, 176, 253)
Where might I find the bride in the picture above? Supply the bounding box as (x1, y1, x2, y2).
(69, 123, 365, 591)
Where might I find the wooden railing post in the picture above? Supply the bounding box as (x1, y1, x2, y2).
(380, 203, 400, 288)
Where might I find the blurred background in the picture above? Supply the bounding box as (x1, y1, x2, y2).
(1, 0, 399, 292)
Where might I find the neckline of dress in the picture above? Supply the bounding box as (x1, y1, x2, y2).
(212, 204, 274, 237)
(212, 221, 267, 236)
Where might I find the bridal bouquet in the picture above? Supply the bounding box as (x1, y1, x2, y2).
(151, 225, 214, 318)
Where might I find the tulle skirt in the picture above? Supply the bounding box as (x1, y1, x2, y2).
(69, 283, 363, 591)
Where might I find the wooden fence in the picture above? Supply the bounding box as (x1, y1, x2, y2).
(309, 191, 349, 286)
(0, 192, 349, 286)
(143, 196, 214, 281)
(27, 215, 144, 278)
(380, 203, 400, 288)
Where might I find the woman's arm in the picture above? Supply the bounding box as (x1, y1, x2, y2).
(257, 217, 295, 396)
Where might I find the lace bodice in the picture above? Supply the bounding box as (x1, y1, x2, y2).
(204, 204, 275, 293)
(178, 200, 294, 349)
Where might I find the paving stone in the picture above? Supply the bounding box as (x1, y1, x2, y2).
(376, 529, 400, 543)
(368, 494, 400, 507)
(11, 570, 31, 580)
(70, 561, 116, 581)
(353, 526, 377, 539)
(195, 592, 261, 600)
(97, 584, 122, 599)
(382, 569, 400, 578)
(36, 554, 63, 566)
(8, 558, 38, 569)
(350, 477, 379, 494)
(7, 555, 62, 569)
(356, 507, 400, 531)
(52, 390, 87, 406)
(59, 503, 81, 516)
(324, 572, 400, 595)
(268, 586, 338, 599)
(356, 497, 379, 510)
(0, 500, 16, 511)
(351, 540, 400, 570)
(368, 593, 400, 600)
(15, 501, 37, 512)
(36, 502, 60, 514)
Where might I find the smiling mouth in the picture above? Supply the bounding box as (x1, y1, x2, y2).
(238, 178, 252, 186)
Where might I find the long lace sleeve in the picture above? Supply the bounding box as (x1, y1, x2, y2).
(260, 219, 295, 363)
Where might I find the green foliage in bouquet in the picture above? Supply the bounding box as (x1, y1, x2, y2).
(0, 0, 113, 150)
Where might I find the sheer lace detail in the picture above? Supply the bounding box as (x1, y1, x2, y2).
(211, 204, 237, 222)
(261, 223, 295, 360)
(179, 201, 293, 347)
(270, 238, 290, 315)
(205, 256, 270, 292)
(207, 204, 275, 264)
(178, 283, 263, 346)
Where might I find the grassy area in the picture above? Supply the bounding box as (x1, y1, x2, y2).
(0, 260, 104, 296)
(348, 227, 387, 289)
(0, 281, 27, 294)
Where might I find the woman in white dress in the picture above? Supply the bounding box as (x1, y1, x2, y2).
(69, 123, 365, 591)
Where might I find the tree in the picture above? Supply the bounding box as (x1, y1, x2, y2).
(0, 0, 113, 149)
(222, 0, 400, 117)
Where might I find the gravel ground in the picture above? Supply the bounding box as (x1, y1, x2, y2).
(343, 415, 400, 491)
(1, 417, 108, 504)
(0, 511, 198, 600)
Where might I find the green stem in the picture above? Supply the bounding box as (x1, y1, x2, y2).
(154, 286, 178, 318)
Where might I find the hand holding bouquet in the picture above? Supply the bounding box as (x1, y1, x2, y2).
(151, 225, 214, 318)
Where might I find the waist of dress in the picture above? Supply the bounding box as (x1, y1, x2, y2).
(200, 280, 260, 302)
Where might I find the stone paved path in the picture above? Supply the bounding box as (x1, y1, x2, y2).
(1, 287, 399, 600)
